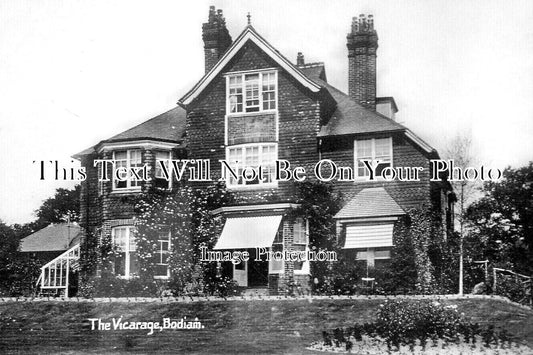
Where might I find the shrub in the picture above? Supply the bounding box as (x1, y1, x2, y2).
(375, 299, 466, 348)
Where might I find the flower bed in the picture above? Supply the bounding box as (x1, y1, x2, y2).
(308, 299, 532, 354)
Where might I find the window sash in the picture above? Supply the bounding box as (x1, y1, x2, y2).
(355, 247, 391, 268)
(154, 230, 171, 278)
(225, 143, 277, 186)
(112, 226, 137, 278)
(354, 138, 392, 178)
(269, 244, 284, 273)
(113, 150, 143, 190)
(293, 218, 308, 244)
(227, 71, 277, 114)
(155, 150, 172, 189)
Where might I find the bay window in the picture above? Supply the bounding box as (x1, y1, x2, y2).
(227, 71, 277, 114)
(354, 137, 392, 179)
(112, 226, 138, 278)
(113, 149, 143, 190)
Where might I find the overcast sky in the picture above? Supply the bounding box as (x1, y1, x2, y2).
(1, 0, 532, 225)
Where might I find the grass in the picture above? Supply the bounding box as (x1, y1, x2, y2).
(0, 298, 532, 354)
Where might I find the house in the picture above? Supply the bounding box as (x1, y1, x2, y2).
(73, 7, 454, 296)
(19, 223, 81, 296)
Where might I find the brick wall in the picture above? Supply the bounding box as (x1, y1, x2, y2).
(186, 41, 321, 204)
(321, 133, 433, 212)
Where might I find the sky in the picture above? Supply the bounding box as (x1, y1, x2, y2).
(0, 0, 532, 225)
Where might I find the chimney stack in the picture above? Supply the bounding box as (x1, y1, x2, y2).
(346, 14, 378, 110)
(296, 52, 305, 66)
(202, 6, 232, 74)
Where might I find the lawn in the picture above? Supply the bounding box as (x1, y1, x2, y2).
(0, 297, 532, 354)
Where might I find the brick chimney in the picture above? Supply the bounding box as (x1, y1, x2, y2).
(202, 6, 232, 74)
(346, 14, 378, 110)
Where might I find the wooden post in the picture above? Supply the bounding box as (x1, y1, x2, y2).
(493, 268, 497, 292)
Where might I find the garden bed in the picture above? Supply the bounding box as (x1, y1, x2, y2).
(0, 297, 531, 354)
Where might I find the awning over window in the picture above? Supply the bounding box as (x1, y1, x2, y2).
(344, 222, 394, 249)
(213, 215, 283, 250)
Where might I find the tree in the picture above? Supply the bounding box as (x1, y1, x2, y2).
(465, 162, 533, 275)
(0, 219, 22, 294)
(32, 185, 80, 231)
(444, 132, 479, 295)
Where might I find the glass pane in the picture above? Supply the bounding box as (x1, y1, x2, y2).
(375, 138, 391, 158)
(375, 249, 391, 259)
(128, 231, 137, 252)
(129, 254, 139, 276)
(293, 218, 307, 244)
(114, 151, 127, 160)
(270, 244, 283, 272)
(130, 150, 142, 165)
(114, 253, 125, 276)
(292, 244, 306, 270)
(113, 228, 127, 251)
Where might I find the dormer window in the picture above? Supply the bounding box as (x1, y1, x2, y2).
(227, 71, 277, 114)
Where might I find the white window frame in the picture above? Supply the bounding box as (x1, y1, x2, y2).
(354, 137, 393, 180)
(112, 149, 143, 191)
(154, 150, 172, 190)
(294, 218, 310, 275)
(224, 143, 278, 189)
(111, 226, 137, 279)
(225, 70, 278, 115)
(154, 230, 171, 279)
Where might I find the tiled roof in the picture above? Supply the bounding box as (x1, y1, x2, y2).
(106, 106, 186, 143)
(300, 66, 435, 153)
(334, 187, 405, 219)
(297, 68, 406, 136)
(74, 106, 186, 158)
(20, 223, 82, 252)
(297, 63, 327, 82)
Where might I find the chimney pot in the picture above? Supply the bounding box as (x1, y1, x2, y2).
(296, 52, 305, 66)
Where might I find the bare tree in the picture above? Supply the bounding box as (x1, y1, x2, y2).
(444, 132, 479, 295)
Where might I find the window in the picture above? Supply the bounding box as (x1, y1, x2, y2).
(293, 218, 310, 274)
(154, 230, 171, 278)
(355, 247, 391, 268)
(225, 143, 277, 187)
(269, 230, 283, 273)
(227, 71, 277, 114)
(112, 226, 138, 278)
(354, 138, 392, 179)
(155, 150, 171, 190)
(113, 150, 143, 190)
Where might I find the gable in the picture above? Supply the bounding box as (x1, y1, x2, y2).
(178, 26, 321, 107)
